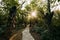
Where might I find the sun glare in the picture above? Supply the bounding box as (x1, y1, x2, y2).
(0, 0, 2, 2)
(27, 10, 37, 20)
(31, 11, 37, 17)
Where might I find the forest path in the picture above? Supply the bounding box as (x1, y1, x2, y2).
(9, 24, 35, 40)
(22, 24, 35, 40)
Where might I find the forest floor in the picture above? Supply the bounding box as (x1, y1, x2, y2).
(9, 24, 40, 40)
(9, 24, 34, 40)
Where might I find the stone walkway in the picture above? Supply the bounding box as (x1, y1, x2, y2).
(22, 25, 35, 40)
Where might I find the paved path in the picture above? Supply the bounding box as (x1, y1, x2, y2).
(22, 25, 35, 40)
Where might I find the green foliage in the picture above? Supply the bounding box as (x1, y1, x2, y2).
(0, 0, 60, 40)
(58, 0, 60, 1)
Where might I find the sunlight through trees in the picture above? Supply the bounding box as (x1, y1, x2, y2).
(0, 0, 60, 40)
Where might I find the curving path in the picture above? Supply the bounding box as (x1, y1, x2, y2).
(22, 25, 35, 40)
(9, 24, 35, 40)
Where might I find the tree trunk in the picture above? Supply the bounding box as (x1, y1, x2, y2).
(47, 0, 51, 14)
(4, 6, 17, 40)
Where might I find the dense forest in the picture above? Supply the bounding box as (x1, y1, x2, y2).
(0, 0, 60, 40)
